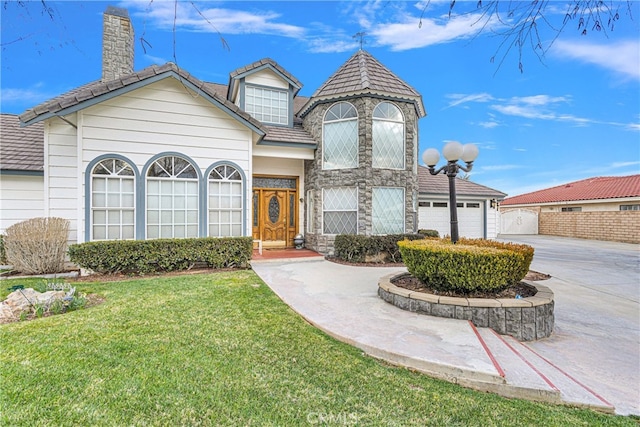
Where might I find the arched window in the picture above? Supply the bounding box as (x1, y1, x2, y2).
(323, 102, 358, 169)
(90, 158, 135, 240)
(146, 155, 199, 239)
(373, 102, 404, 169)
(208, 164, 244, 237)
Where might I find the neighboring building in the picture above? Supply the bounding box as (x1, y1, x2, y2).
(417, 166, 506, 239)
(0, 114, 45, 232)
(500, 175, 640, 244)
(1, 6, 505, 254)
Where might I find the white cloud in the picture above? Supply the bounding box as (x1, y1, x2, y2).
(370, 12, 492, 51)
(0, 83, 54, 106)
(478, 121, 500, 129)
(553, 39, 640, 81)
(444, 92, 494, 108)
(125, 2, 305, 38)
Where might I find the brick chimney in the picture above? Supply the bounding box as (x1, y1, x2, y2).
(102, 6, 134, 82)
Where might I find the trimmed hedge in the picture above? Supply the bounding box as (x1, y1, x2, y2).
(68, 237, 253, 275)
(334, 233, 427, 263)
(398, 238, 534, 293)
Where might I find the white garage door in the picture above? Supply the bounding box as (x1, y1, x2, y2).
(500, 209, 538, 234)
(418, 201, 484, 239)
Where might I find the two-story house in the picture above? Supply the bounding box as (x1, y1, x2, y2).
(6, 6, 427, 255)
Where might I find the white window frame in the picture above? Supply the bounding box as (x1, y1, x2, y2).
(371, 187, 405, 235)
(322, 102, 358, 170)
(372, 102, 405, 170)
(245, 85, 289, 125)
(322, 187, 358, 235)
(208, 164, 244, 237)
(146, 156, 199, 239)
(90, 158, 136, 241)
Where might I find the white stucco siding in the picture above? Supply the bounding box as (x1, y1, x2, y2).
(0, 175, 44, 234)
(245, 69, 288, 89)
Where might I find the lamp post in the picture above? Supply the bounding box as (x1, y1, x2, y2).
(422, 141, 479, 244)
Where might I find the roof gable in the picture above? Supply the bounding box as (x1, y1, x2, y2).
(19, 63, 266, 140)
(227, 58, 302, 101)
(300, 50, 426, 118)
(502, 175, 640, 205)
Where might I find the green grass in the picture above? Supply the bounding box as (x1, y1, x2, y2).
(0, 271, 635, 426)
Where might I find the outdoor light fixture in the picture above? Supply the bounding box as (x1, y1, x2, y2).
(422, 141, 479, 243)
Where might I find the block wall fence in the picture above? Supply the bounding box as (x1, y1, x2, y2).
(539, 211, 640, 244)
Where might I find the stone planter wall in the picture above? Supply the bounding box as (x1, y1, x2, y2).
(378, 273, 554, 341)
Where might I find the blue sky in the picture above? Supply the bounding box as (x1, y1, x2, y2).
(2, 1, 639, 197)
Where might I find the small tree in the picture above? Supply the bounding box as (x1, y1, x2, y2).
(4, 217, 70, 275)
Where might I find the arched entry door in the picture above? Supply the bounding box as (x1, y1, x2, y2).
(252, 176, 298, 248)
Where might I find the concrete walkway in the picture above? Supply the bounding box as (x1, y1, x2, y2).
(252, 236, 639, 416)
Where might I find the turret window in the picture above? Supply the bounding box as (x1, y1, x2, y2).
(323, 102, 358, 170)
(373, 102, 405, 169)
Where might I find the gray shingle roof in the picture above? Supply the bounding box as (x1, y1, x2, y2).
(19, 63, 266, 137)
(0, 114, 44, 172)
(299, 50, 426, 118)
(262, 124, 316, 147)
(418, 166, 506, 198)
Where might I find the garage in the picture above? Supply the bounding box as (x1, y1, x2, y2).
(418, 200, 484, 238)
(417, 166, 506, 239)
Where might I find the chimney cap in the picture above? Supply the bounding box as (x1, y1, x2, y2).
(104, 6, 129, 18)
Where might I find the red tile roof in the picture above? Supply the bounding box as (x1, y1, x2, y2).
(501, 175, 640, 206)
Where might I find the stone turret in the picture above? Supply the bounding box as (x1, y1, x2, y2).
(102, 6, 134, 82)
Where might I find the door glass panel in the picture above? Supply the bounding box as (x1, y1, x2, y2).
(269, 196, 280, 224)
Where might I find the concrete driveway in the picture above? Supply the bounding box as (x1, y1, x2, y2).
(498, 235, 640, 415)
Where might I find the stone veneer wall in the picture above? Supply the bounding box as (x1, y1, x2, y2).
(539, 211, 640, 244)
(302, 97, 419, 255)
(378, 273, 555, 341)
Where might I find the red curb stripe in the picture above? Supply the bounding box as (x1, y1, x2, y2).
(516, 340, 614, 408)
(468, 321, 505, 378)
(489, 329, 559, 392)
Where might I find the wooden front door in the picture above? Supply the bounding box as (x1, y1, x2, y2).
(262, 190, 288, 244)
(252, 177, 298, 248)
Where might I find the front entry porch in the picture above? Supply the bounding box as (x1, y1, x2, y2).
(252, 175, 298, 249)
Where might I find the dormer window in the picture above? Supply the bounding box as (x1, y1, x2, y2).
(245, 85, 289, 125)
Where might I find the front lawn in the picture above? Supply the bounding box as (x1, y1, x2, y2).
(0, 271, 634, 426)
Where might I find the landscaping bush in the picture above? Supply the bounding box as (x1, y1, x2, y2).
(398, 238, 533, 293)
(334, 234, 425, 263)
(68, 237, 253, 275)
(417, 229, 440, 238)
(4, 217, 70, 275)
(0, 234, 6, 264)
(457, 238, 534, 284)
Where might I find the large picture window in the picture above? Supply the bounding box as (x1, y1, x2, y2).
(372, 187, 404, 234)
(91, 158, 135, 240)
(146, 155, 199, 239)
(323, 102, 358, 170)
(245, 86, 288, 125)
(208, 164, 243, 237)
(323, 187, 357, 234)
(373, 102, 404, 169)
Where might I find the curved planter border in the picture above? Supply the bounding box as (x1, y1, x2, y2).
(378, 273, 554, 341)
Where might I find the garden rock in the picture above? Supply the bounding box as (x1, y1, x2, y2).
(0, 288, 65, 321)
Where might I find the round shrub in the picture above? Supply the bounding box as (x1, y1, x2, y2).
(4, 217, 69, 274)
(398, 239, 531, 293)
